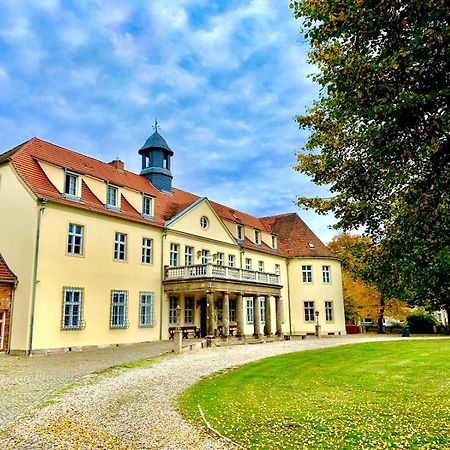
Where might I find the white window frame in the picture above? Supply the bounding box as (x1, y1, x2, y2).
(139, 292, 154, 327)
(228, 254, 236, 268)
(255, 230, 261, 245)
(260, 297, 265, 323)
(271, 235, 277, 249)
(245, 258, 252, 270)
(304, 301, 315, 322)
(200, 216, 209, 229)
(246, 297, 254, 323)
(142, 195, 153, 217)
(67, 223, 84, 256)
(216, 252, 224, 266)
(184, 296, 194, 324)
(64, 171, 79, 199)
(302, 265, 313, 283)
(106, 184, 119, 209)
(258, 261, 264, 272)
(275, 264, 281, 275)
(322, 265, 331, 284)
(230, 299, 236, 323)
(111, 290, 128, 329)
(236, 224, 244, 241)
(201, 249, 210, 264)
(170, 243, 179, 267)
(185, 246, 193, 266)
(114, 232, 127, 261)
(325, 301, 333, 322)
(169, 296, 178, 325)
(141, 238, 153, 264)
(62, 288, 83, 330)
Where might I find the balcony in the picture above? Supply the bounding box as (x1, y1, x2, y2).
(164, 263, 282, 287)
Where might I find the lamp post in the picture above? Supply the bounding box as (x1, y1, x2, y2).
(174, 304, 182, 353)
(315, 310, 321, 338)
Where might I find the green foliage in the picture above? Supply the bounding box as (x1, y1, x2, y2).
(290, 0, 450, 316)
(407, 310, 438, 334)
(179, 341, 450, 449)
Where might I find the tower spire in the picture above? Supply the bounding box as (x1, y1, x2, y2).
(153, 118, 159, 133)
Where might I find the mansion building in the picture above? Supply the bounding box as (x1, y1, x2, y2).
(0, 128, 345, 354)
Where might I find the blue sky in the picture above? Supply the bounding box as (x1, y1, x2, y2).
(0, 0, 337, 242)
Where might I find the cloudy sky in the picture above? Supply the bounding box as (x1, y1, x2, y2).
(0, 0, 337, 242)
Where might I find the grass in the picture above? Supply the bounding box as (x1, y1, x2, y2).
(178, 340, 450, 449)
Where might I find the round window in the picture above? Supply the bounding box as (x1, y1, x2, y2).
(200, 216, 209, 229)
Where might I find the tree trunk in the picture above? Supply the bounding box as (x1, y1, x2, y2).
(445, 305, 450, 335)
(377, 295, 385, 334)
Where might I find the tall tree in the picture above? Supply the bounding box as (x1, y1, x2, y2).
(290, 0, 450, 319)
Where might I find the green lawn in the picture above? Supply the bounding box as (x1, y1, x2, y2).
(178, 340, 450, 449)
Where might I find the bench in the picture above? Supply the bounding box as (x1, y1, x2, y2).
(168, 326, 200, 339)
(217, 324, 238, 337)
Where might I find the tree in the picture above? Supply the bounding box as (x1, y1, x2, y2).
(290, 0, 450, 320)
(328, 234, 410, 331)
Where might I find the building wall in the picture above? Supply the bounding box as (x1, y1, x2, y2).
(0, 164, 37, 352)
(288, 258, 346, 335)
(31, 202, 163, 350)
(0, 283, 14, 351)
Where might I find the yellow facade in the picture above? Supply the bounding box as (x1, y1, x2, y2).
(0, 145, 346, 353)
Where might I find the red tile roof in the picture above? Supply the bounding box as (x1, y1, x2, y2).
(0, 253, 17, 283)
(1, 138, 333, 259)
(260, 213, 335, 258)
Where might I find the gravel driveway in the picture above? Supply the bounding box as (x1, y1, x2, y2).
(2, 335, 419, 449)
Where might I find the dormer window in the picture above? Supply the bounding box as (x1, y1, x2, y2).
(142, 195, 153, 218)
(237, 224, 244, 241)
(255, 230, 261, 246)
(106, 185, 119, 209)
(271, 235, 277, 249)
(64, 171, 79, 199)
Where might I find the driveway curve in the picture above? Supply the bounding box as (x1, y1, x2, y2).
(4, 336, 421, 449)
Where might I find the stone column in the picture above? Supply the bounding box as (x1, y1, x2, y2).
(264, 295, 272, 336)
(275, 296, 284, 338)
(253, 295, 262, 338)
(222, 292, 230, 338)
(207, 290, 214, 337)
(174, 329, 182, 354)
(236, 293, 244, 338)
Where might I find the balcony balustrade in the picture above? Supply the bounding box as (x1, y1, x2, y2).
(164, 263, 281, 286)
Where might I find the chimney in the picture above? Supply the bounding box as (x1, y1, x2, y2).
(109, 157, 124, 172)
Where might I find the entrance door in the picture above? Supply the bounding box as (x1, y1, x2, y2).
(0, 311, 5, 351)
(200, 298, 207, 337)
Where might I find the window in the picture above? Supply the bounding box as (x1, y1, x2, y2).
(302, 265, 313, 283)
(64, 172, 78, 198)
(260, 297, 265, 323)
(230, 299, 236, 322)
(141, 238, 153, 264)
(185, 246, 193, 266)
(201, 249, 210, 264)
(139, 292, 154, 327)
(169, 296, 178, 324)
(111, 290, 128, 328)
(184, 297, 194, 324)
(114, 233, 127, 261)
(236, 224, 244, 241)
(245, 258, 252, 270)
(271, 235, 277, 249)
(258, 261, 264, 272)
(255, 230, 261, 245)
(304, 301, 315, 322)
(62, 288, 83, 330)
(217, 298, 223, 322)
(325, 301, 333, 322)
(200, 216, 209, 229)
(275, 264, 281, 275)
(228, 255, 236, 267)
(67, 223, 83, 255)
(322, 265, 331, 283)
(142, 195, 153, 217)
(246, 298, 254, 323)
(106, 185, 119, 208)
(215, 252, 224, 266)
(170, 243, 179, 266)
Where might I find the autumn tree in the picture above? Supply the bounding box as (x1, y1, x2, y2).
(290, 0, 450, 321)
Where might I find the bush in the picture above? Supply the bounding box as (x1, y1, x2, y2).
(407, 311, 437, 334)
(384, 324, 404, 334)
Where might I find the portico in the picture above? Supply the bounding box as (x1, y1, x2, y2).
(163, 263, 284, 339)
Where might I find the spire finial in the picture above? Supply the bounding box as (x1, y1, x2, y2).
(153, 117, 159, 133)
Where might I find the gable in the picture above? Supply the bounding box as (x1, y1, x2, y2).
(165, 198, 237, 245)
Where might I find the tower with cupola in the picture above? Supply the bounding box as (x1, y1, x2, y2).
(139, 119, 174, 192)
